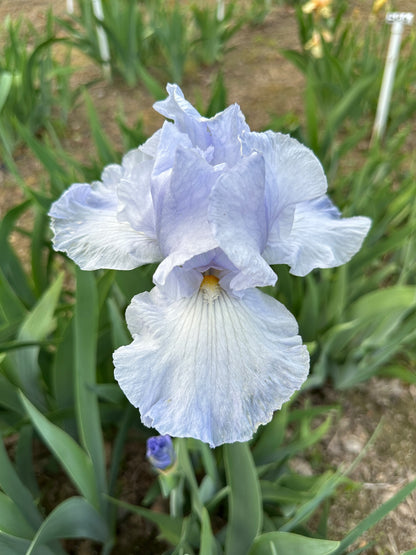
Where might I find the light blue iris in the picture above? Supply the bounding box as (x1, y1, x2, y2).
(49, 84, 371, 447)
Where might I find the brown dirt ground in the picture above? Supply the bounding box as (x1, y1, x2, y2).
(1, 1, 416, 554)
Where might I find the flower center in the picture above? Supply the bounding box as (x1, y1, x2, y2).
(200, 274, 221, 303)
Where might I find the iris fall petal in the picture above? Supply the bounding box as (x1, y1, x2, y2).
(113, 282, 309, 447)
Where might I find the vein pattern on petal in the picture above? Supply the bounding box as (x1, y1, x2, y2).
(113, 283, 309, 447)
(49, 169, 161, 270)
(263, 196, 372, 275)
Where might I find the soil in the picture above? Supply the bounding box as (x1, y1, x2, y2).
(1, 1, 416, 554)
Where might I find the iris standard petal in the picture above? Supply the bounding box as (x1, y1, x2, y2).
(263, 196, 372, 275)
(153, 84, 211, 150)
(153, 148, 222, 292)
(113, 280, 309, 448)
(158, 148, 219, 257)
(207, 103, 250, 166)
(242, 131, 328, 244)
(49, 173, 161, 270)
(208, 152, 277, 291)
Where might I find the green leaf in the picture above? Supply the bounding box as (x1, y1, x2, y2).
(332, 477, 416, 554)
(15, 426, 39, 498)
(177, 439, 204, 518)
(224, 443, 262, 555)
(51, 317, 75, 414)
(322, 74, 375, 152)
(17, 272, 64, 341)
(0, 72, 13, 112)
(107, 297, 130, 349)
(260, 481, 312, 504)
(200, 506, 217, 555)
(0, 493, 35, 539)
(74, 269, 107, 509)
(0, 532, 32, 555)
(0, 374, 21, 413)
(12, 119, 68, 186)
(83, 90, 117, 164)
(0, 267, 27, 324)
(298, 274, 320, 341)
(136, 62, 166, 100)
(9, 272, 64, 408)
(249, 532, 340, 555)
(255, 412, 333, 466)
(26, 497, 108, 554)
(279, 471, 343, 533)
(0, 200, 34, 310)
(30, 207, 49, 295)
(253, 404, 288, 465)
(19, 392, 99, 509)
(0, 439, 43, 530)
(304, 69, 319, 155)
(107, 497, 183, 545)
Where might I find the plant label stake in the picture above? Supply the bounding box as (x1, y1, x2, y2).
(217, 0, 225, 21)
(371, 12, 414, 143)
(91, 0, 111, 79)
(66, 0, 74, 14)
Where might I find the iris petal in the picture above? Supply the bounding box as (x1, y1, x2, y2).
(49, 161, 161, 270)
(209, 152, 277, 291)
(117, 149, 157, 237)
(207, 104, 250, 166)
(263, 196, 372, 275)
(153, 84, 211, 150)
(242, 131, 328, 244)
(113, 284, 309, 447)
(158, 148, 219, 257)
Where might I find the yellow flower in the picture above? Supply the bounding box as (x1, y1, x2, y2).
(302, 0, 333, 18)
(304, 29, 333, 58)
(372, 0, 388, 13)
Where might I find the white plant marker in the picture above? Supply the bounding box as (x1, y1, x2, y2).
(91, 0, 111, 79)
(66, 0, 74, 14)
(371, 12, 414, 143)
(217, 0, 225, 21)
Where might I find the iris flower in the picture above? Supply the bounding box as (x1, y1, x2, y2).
(302, 0, 333, 19)
(49, 84, 370, 447)
(305, 29, 333, 58)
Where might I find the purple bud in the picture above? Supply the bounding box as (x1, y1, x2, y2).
(146, 435, 176, 470)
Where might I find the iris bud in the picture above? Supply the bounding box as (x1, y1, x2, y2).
(146, 435, 176, 471)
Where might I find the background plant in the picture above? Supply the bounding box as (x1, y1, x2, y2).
(271, 2, 416, 390)
(0, 11, 78, 155)
(57, 0, 244, 89)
